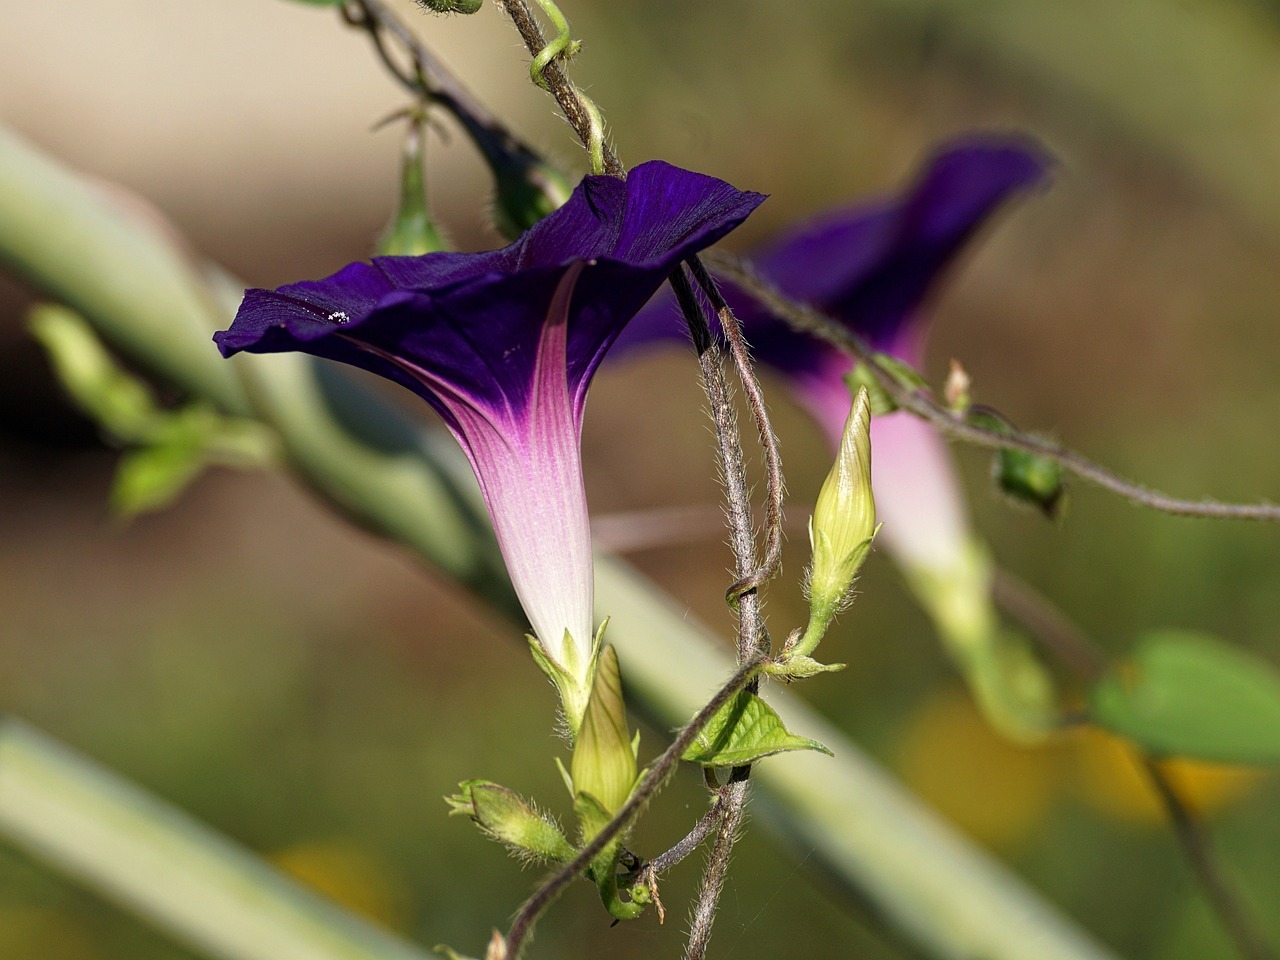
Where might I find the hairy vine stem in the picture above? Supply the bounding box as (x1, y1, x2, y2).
(348, 5, 788, 951)
(500, 654, 765, 958)
(686, 256, 787, 605)
(704, 249, 1280, 522)
(668, 263, 770, 958)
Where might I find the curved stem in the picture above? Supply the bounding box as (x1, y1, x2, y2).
(704, 250, 1280, 522)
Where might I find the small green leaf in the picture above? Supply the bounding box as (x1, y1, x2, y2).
(30, 304, 160, 439)
(1091, 631, 1280, 764)
(682, 690, 832, 767)
(112, 442, 207, 517)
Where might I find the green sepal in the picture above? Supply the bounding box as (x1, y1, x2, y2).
(764, 655, 847, 680)
(572, 789, 612, 847)
(807, 528, 877, 616)
(445, 780, 575, 864)
(416, 0, 483, 13)
(682, 689, 833, 768)
(526, 620, 603, 736)
(553, 756, 574, 798)
(572, 791, 643, 922)
(844, 355, 928, 417)
(1091, 631, 1280, 764)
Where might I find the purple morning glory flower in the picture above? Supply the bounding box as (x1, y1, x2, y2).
(619, 137, 1051, 575)
(215, 160, 764, 726)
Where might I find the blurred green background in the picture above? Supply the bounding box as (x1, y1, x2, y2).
(2, 1, 1279, 957)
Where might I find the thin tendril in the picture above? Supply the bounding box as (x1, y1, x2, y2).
(496, 0, 621, 177)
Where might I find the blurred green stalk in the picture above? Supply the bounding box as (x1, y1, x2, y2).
(0, 123, 1121, 960)
(0, 719, 432, 960)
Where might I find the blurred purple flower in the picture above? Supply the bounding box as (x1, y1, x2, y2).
(215, 161, 763, 715)
(620, 137, 1051, 575)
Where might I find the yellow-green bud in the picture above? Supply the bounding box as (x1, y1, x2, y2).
(570, 645, 637, 822)
(808, 385, 877, 613)
(783, 386, 877, 667)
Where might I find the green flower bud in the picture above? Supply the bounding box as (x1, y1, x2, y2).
(996, 446, 1065, 519)
(377, 114, 449, 257)
(445, 780, 574, 864)
(968, 407, 1065, 519)
(908, 538, 1060, 743)
(570, 645, 637, 822)
(414, 0, 483, 13)
(779, 387, 877, 669)
(490, 150, 575, 240)
(808, 385, 877, 617)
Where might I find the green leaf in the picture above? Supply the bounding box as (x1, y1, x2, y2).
(112, 442, 208, 517)
(682, 689, 832, 767)
(1091, 631, 1280, 764)
(29, 303, 161, 440)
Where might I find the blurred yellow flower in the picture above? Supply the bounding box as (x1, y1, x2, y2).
(896, 687, 1060, 848)
(270, 839, 409, 929)
(0, 906, 98, 960)
(1072, 728, 1265, 823)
